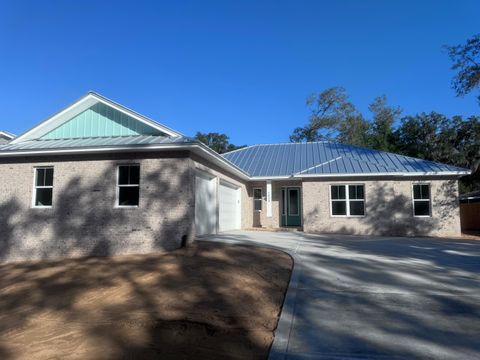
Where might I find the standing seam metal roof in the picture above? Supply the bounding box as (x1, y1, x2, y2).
(0, 134, 193, 152)
(222, 142, 469, 176)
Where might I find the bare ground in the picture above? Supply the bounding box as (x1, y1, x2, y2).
(0, 242, 292, 360)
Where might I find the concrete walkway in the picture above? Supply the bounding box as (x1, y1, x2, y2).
(202, 230, 480, 360)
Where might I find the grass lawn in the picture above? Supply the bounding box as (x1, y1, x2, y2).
(0, 242, 292, 360)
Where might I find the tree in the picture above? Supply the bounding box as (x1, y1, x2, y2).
(393, 113, 480, 193)
(337, 114, 371, 147)
(194, 132, 245, 154)
(393, 112, 452, 161)
(368, 95, 401, 152)
(289, 87, 369, 145)
(289, 127, 323, 142)
(446, 34, 480, 103)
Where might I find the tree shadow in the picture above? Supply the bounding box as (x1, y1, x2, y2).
(0, 154, 293, 359)
(206, 231, 480, 359)
(292, 235, 480, 358)
(0, 154, 195, 262)
(0, 242, 292, 359)
(305, 180, 459, 237)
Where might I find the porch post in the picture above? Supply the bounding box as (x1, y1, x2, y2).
(266, 180, 272, 217)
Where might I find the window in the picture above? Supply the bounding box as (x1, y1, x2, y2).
(117, 165, 140, 207)
(253, 188, 262, 211)
(412, 184, 431, 216)
(331, 184, 365, 216)
(34, 167, 54, 207)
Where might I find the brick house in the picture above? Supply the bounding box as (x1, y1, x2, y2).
(0, 92, 470, 262)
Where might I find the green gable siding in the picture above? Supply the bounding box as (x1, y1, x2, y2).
(42, 103, 162, 139)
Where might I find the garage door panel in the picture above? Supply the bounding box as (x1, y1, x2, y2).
(219, 182, 241, 232)
(195, 174, 217, 236)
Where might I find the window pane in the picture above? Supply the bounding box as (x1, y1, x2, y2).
(254, 199, 262, 211)
(332, 201, 347, 215)
(44, 168, 54, 187)
(414, 201, 430, 216)
(119, 186, 139, 206)
(358, 185, 364, 199)
(421, 185, 430, 199)
(331, 185, 346, 200)
(413, 184, 430, 200)
(254, 188, 262, 199)
(349, 185, 355, 199)
(35, 188, 52, 206)
(349, 185, 364, 200)
(36, 168, 45, 186)
(129, 165, 140, 185)
(350, 201, 365, 216)
(118, 166, 129, 185)
(413, 185, 421, 199)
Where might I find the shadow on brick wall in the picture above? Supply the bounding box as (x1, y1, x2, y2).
(305, 181, 459, 237)
(0, 160, 193, 262)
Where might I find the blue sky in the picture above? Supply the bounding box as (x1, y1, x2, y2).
(0, 0, 478, 145)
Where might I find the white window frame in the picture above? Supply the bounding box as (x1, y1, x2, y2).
(329, 184, 365, 217)
(411, 183, 431, 218)
(116, 164, 140, 208)
(32, 166, 54, 208)
(253, 187, 262, 212)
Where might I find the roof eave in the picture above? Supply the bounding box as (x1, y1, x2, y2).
(0, 142, 250, 181)
(249, 170, 471, 180)
(0, 131, 15, 140)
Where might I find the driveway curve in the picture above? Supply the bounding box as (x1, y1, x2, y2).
(202, 230, 480, 360)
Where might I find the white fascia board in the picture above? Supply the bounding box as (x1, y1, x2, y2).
(191, 143, 251, 180)
(293, 171, 471, 178)
(11, 93, 183, 144)
(0, 143, 250, 181)
(249, 170, 471, 180)
(249, 176, 295, 180)
(0, 131, 15, 139)
(11, 95, 98, 144)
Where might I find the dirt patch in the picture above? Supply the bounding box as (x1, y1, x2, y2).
(0, 242, 292, 359)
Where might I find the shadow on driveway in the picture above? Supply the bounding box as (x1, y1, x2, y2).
(205, 231, 480, 359)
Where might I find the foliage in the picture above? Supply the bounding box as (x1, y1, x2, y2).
(446, 34, 480, 103)
(337, 114, 370, 147)
(194, 132, 246, 154)
(393, 113, 480, 193)
(289, 87, 370, 146)
(289, 86, 479, 193)
(289, 127, 323, 142)
(368, 95, 401, 152)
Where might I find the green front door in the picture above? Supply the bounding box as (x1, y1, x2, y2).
(281, 187, 302, 227)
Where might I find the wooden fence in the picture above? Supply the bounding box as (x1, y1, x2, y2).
(460, 202, 480, 231)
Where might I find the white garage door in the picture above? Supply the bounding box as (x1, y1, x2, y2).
(195, 172, 217, 236)
(219, 181, 241, 232)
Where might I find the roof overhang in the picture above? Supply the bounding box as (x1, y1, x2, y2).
(0, 142, 469, 181)
(0, 142, 250, 181)
(250, 170, 471, 180)
(0, 131, 15, 140)
(10, 92, 183, 144)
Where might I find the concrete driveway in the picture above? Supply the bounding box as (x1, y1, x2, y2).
(202, 231, 480, 360)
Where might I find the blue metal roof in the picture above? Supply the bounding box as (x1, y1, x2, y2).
(0, 135, 193, 152)
(223, 142, 469, 177)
